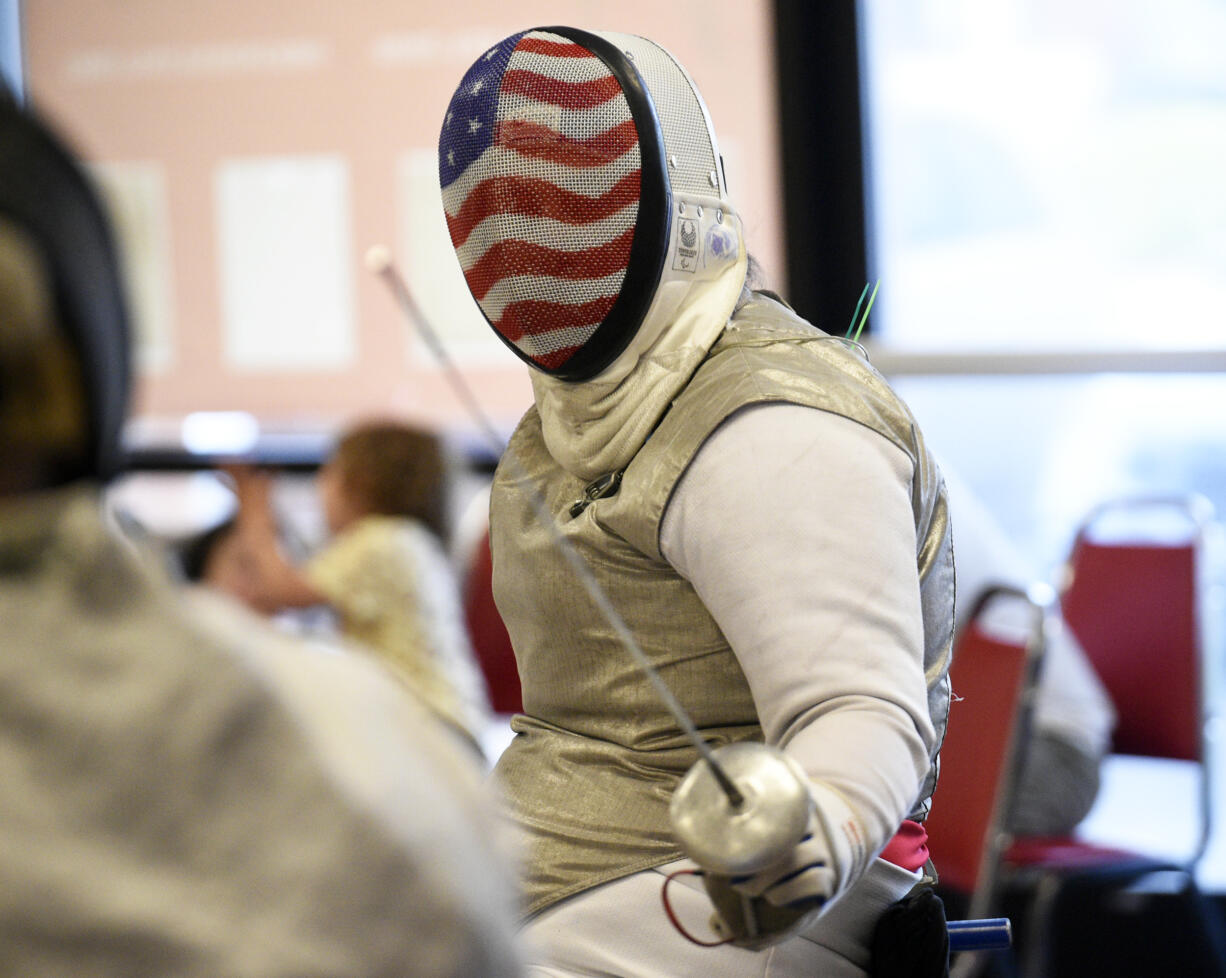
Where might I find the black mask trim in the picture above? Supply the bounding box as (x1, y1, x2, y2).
(525, 26, 672, 382)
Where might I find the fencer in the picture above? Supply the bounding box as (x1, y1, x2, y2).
(437, 27, 955, 978)
(0, 91, 524, 978)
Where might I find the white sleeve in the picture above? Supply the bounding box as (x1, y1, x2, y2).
(660, 402, 934, 871)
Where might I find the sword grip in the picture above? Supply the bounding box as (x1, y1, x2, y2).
(699, 872, 825, 949)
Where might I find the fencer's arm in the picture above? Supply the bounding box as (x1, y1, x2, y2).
(660, 402, 933, 907)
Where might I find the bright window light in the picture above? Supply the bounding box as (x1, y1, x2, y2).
(862, 0, 1226, 351)
(181, 411, 260, 455)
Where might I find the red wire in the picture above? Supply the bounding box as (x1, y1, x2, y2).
(660, 868, 735, 947)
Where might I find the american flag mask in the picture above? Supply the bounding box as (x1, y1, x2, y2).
(439, 27, 742, 381)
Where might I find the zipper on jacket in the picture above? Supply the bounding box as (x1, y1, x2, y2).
(568, 470, 623, 518)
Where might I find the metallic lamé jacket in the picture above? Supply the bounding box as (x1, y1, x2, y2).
(490, 294, 955, 919)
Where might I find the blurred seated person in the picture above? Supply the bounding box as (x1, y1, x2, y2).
(227, 421, 492, 750)
(944, 466, 1116, 837)
(0, 92, 523, 977)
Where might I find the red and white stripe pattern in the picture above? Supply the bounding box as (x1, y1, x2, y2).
(440, 31, 641, 371)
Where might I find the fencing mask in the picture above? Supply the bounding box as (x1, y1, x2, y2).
(439, 27, 746, 382)
(0, 93, 130, 484)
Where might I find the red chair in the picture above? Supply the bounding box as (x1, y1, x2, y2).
(1059, 496, 1212, 856)
(924, 585, 1048, 975)
(1000, 495, 1226, 977)
(461, 527, 523, 715)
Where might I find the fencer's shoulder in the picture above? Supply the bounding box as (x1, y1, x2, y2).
(710, 292, 874, 378)
(720, 290, 826, 340)
(181, 588, 475, 761)
(689, 296, 879, 402)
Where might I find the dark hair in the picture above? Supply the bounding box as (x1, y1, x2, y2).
(331, 420, 449, 540)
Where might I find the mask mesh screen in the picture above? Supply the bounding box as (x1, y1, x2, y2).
(601, 31, 720, 199)
(440, 30, 642, 371)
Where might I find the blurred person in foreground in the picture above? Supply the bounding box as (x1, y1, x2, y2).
(438, 28, 955, 977)
(225, 420, 492, 752)
(0, 91, 523, 978)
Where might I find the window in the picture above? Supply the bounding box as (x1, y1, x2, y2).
(862, 0, 1226, 352)
(856, 0, 1226, 582)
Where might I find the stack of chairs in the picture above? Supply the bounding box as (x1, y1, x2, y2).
(930, 494, 1226, 977)
(1000, 494, 1226, 978)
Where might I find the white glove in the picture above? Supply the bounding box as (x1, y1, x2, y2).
(729, 818, 838, 907)
(704, 781, 868, 947)
(733, 779, 864, 906)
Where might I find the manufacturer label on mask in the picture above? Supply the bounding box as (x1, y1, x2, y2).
(672, 217, 699, 272)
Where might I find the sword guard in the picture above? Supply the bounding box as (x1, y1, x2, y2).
(670, 741, 813, 876)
